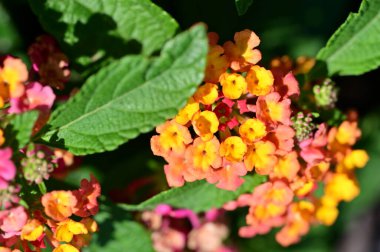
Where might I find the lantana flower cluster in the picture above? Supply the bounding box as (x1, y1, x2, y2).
(142, 204, 234, 252)
(1, 36, 101, 251)
(0, 175, 100, 252)
(151, 29, 369, 246)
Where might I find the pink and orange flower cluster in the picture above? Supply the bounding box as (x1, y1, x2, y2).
(151, 29, 299, 190)
(151, 29, 369, 246)
(0, 175, 100, 252)
(1, 36, 101, 251)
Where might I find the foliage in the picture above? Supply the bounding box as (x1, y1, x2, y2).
(316, 0, 380, 76)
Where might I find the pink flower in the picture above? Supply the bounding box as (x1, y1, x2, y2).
(0, 148, 16, 189)
(213, 159, 247, 191)
(273, 71, 300, 98)
(0, 206, 28, 238)
(300, 123, 328, 164)
(8, 82, 55, 114)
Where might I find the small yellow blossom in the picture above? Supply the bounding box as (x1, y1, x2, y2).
(246, 65, 274, 96)
(220, 136, 247, 162)
(325, 173, 359, 202)
(335, 121, 361, 146)
(192, 111, 219, 141)
(239, 118, 267, 143)
(175, 97, 200, 125)
(219, 72, 247, 99)
(21, 219, 44, 241)
(152, 120, 192, 156)
(193, 83, 219, 105)
(53, 244, 79, 252)
(0, 129, 4, 146)
(342, 149, 369, 170)
(55, 219, 88, 243)
(244, 141, 277, 174)
(316, 202, 339, 226)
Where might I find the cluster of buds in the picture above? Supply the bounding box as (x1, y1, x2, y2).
(0, 175, 100, 252)
(151, 29, 369, 246)
(142, 204, 234, 252)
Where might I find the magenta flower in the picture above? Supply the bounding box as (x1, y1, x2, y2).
(0, 148, 16, 189)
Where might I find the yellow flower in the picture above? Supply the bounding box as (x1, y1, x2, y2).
(342, 149, 369, 170)
(55, 219, 88, 242)
(316, 200, 339, 226)
(53, 244, 79, 252)
(325, 173, 359, 202)
(21, 219, 44, 241)
(192, 111, 219, 141)
(219, 72, 247, 99)
(0, 57, 27, 99)
(0, 129, 4, 146)
(272, 151, 300, 181)
(244, 141, 277, 174)
(194, 83, 219, 105)
(153, 119, 192, 155)
(239, 118, 267, 143)
(335, 121, 361, 146)
(246, 65, 274, 96)
(175, 97, 200, 125)
(220, 136, 247, 162)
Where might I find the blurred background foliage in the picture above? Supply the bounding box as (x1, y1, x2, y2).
(1, 0, 379, 251)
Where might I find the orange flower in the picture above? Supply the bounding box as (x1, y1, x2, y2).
(246, 65, 274, 96)
(276, 201, 314, 246)
(41, 190, 77, 221)
(256, 92, 291, 125)
(151, 119, 192, 158)
(271, 151, 300, 181)
(204, 32, 229, 83)
(0, 56, 27, 100)
(224, 29, 262, 71)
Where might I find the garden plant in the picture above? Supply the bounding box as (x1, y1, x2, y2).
(0, 0, 380, 251)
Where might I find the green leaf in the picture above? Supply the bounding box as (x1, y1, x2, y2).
(28, 0, 178, 65)
(40, 25, 208, 155)
(83, 203, 154, 252)
(316, 0, 380, 76)
(121, 175, 266, 213)
(235, 0, 253, 16)
(5, 111, 39, 149)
